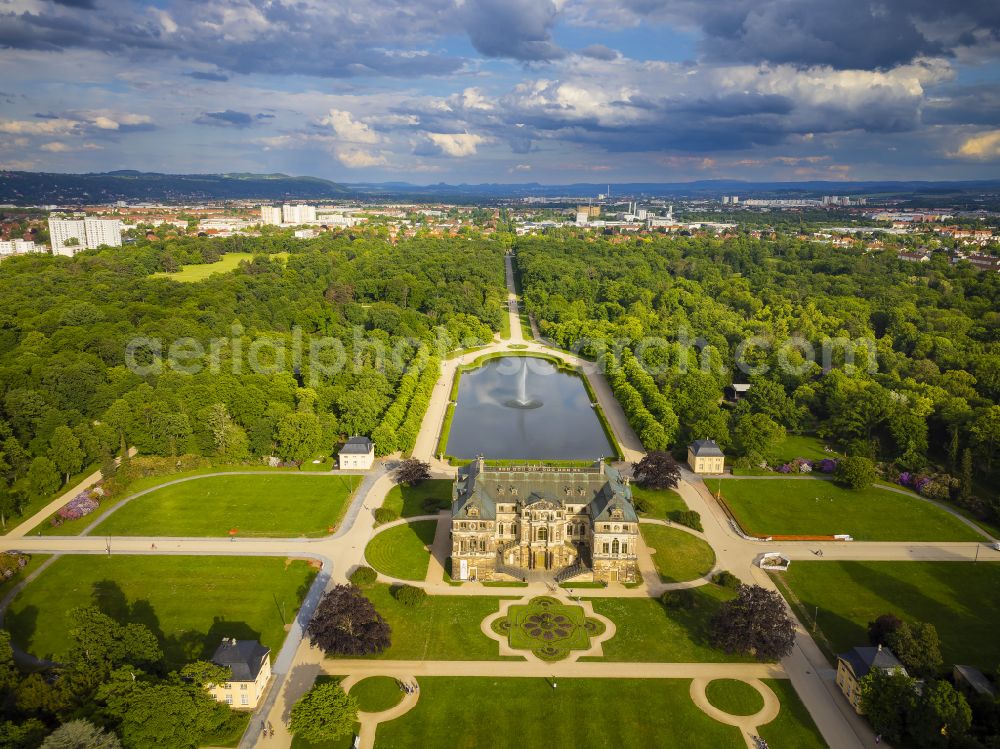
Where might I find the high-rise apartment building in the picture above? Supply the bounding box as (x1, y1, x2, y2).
(281, 204, 316, 224)
(48, 217, 123, 256)
(260, 205, 282, 225)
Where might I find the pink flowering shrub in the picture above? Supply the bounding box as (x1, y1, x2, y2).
(57, 492, 100, 520)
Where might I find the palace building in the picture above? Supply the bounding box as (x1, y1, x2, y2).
(450, 459, 639, 583)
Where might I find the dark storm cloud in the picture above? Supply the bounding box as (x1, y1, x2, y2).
(0, 0, 465, 78)
(51, 0, 97, 8)
(924, 84, 1000, 127)
(618, 0, 1000, 70)
(195, 110, 256, 128)
(459, 0, 564, 61)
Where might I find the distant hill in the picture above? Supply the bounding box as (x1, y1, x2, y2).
(0, 170, 350, 204)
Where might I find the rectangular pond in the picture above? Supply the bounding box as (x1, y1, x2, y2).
(445, 356, 614, 460)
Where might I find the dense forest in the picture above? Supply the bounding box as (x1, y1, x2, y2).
(515, 233, 1000, 520)
(0, 235, 506, 526)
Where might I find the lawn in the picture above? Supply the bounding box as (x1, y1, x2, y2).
(705, 679, 764, 715)
(350, 676, 403, 713)
(365, 520, 437, 581)
(714, 478, 982, 541)
(631, 485, 687, 519)
(758, 679, 827, 749)
(337, 584, 517, 661)
(151, 251, 289, 282)
(583, 586, 751, 663)
(0, 554, 50, 597)
(6, 555, 317, 668)
(640, 524, 716, 582)
(381, 480, 452, 518)
(374, 677, 746, 748)
(92, 474, 358, 537)
(774, 560, 1000, 671)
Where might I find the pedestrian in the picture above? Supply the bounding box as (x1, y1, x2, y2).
(875, 735, 881, 745)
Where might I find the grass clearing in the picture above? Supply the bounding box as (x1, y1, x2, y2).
(336, 584, 516, 661)
(715, 478, 982, 541)
(583, 586, 750, 663)
(92, 474, 358, 537)
(631, 485, 687, 519)
(152, 251, 289, 282)
(349, 676, 403, 713)
(374, 677, 746, 748)
(705, 679, 765, 716)
(0, 554, 50, 597)
(775, 560, 1000, 670)
(382, 480, 451, 518)
(365, 520, 437, 581)
(6, 555, 316, 668)
(641, 524, 716, 582)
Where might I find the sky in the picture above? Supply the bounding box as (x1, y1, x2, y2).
(1, 0, 999, 184)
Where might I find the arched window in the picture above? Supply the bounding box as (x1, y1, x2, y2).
(612, 539, 620, 555)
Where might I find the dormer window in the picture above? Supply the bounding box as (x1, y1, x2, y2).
(611, 507, 624, 520)
(509, 486, 518, 495)
(467, 506, 480, 518)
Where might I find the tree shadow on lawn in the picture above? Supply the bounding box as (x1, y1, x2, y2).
(4, 604, 38, 657)
(90, 580, 262, 666)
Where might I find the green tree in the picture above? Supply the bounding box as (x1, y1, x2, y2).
(886, 621, 942, 679)
(26, 456, 60, 498)
(0, 719, 48, 749)
(41, 720, 122, 749)
(288, 681, 358, 744)
(971, 405, 1000, 471)
(49, 426, 85, 484)
(98, 672, 239, 749)
(834, 456, 876, 491)
(204, 404, 248, 461)
(0, 630, 18, 694)
(179, 661, 231, 688)
(275, 411, 322, 465)
(907, 679, 972, 748)
(732, 412, 785, 463)
(858, 668, 918, 744)
(68, 607, 163, 672)
(958, 447, 973, 504)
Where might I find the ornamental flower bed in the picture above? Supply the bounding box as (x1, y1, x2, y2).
(1, 552, 29, 580)
(816, 458, 837, 473)
(56, 491, 100, 521)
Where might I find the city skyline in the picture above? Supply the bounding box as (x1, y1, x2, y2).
(1, 0, 999, 184)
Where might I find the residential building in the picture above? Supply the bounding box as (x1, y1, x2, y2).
(0, 239, 38, 256)
(260, 205, 282, 225)
(48, 217, 122, 256)
(450, 459, 639, 583)
(836, 645, 907, 713)
(208, 638, 271, 709)
(897, 250, 931, 262)
(338, 436, 375, 470)
(687, 440, 725, 474)
(282, 204, 316, 224)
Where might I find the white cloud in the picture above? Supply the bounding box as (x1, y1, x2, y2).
(40, 141, 103, 152)
(425, 132, 487, 157)
(0, 118, 80, 135)
(334, 146, 387, 167)
(322, 109, 380, 144)
(952, 130, 1000, 160)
